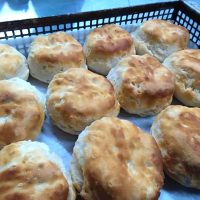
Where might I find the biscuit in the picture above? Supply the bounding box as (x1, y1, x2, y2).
(71, 117, 164, 200)
(47, 68, 120, 134)
(151, 105, 200, 189)
(107, 54, 175, 116)
(84, 24, 135, 75)
(0, 44, 29, 80)
(0, 141, 75, 200)
(132, 19, 189, 62)
(0, 78, 45, 148)
(163, 49, 200, 106)
(28, 31, 86, 83)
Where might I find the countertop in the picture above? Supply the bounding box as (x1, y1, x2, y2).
(0, 0, 199, 22)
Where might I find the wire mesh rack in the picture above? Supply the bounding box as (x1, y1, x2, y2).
(0, 0, 199, 54)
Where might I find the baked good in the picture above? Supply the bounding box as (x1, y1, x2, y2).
(71, 117, 164, 200)
(163, 49, 200, 106)
(47, 68, 120, 135)
(0, 44, 29, 80)
(84, 24, 135, 75)
(107, 54, 175, 116)
(0, 78, 45, 148)
(28, 31, 86, 83)
(151, 105, 200, 189)
(0, 141, 75, 200)
(132, 19, 189, 62)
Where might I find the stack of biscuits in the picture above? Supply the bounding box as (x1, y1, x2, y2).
(0, 18, 199, 200)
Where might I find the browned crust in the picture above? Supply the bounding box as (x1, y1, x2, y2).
(0, 144, 68, 200)
(114, 54, 175, 113)
(167, 50, 200, 102)
(170, 49, 200, 73)
(141, 19, 189, 48)
(0, 83, 44, 146)
(28, 32, 85, 68)
(85, 24, 134, 58)
(152, 105, 200, 188)
(122, 55, 174, 97)
(76, 117, 164, 200)
(0, 44, 26, 77)
(47, 68, 119, 132)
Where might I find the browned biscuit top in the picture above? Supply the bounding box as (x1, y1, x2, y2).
(0, 44, 27, 78)
(163, 49, 200, 106)
(29, 31, 85, 68)
(119, 54, 174, 99)
(152, 105, 200, 188)
(47, 68, 118, 123)
(0, 142, 68, 200)
(170, 49, 200, 76)
(141, 19, 189, 48)
(85, 24, 134, 56)
(154, 105, 200, 167)
(79, 117, 164, 200)
(0, 81, 44, 147)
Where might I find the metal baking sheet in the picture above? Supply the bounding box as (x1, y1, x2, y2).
(1, 25, 200, 200)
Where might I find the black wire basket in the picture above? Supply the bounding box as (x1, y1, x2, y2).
(0, 0, 199, 54)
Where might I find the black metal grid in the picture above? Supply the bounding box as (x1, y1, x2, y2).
(173, 2, 200, 47)
(0, 0, 199, 55)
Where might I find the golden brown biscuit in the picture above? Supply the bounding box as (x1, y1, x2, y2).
(71, 117, 164, 200)
(0, 78, 45, 148)
(0, 44, 29, 80)
(107, 54, 175, 116)
(132, 19, 189, 62)
(163, 49, 200, 106)
(28, 31, 86, 83)
(47, 68, 120, 135)
(84, 24, 135, 75)
(0, 141, 75, 200)
(151, 105, 200, 189)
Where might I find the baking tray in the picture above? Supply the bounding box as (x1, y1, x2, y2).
(0, 1, 200, 199)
